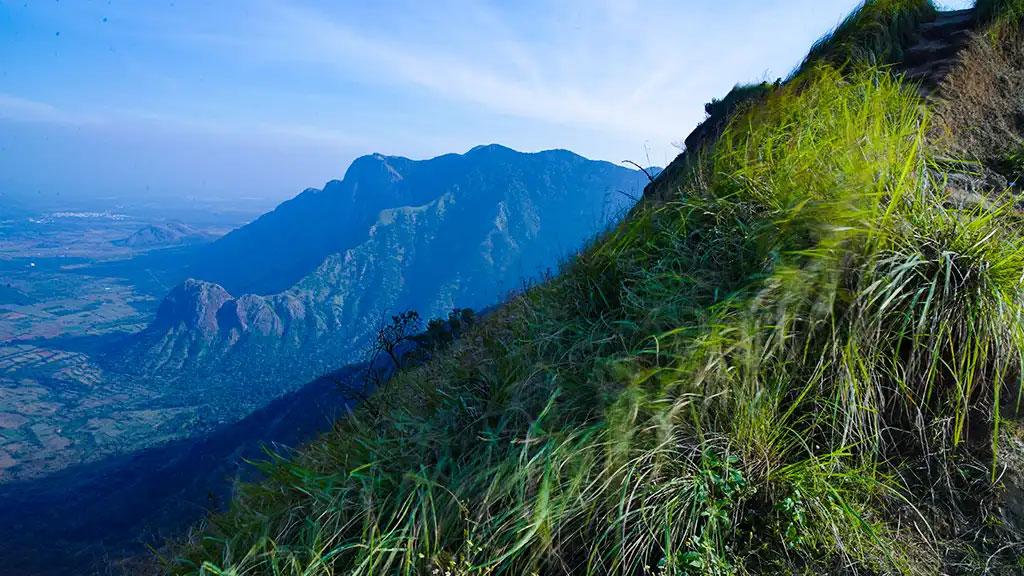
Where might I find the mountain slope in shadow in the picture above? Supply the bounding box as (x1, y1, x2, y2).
(0, 362, 367, 576)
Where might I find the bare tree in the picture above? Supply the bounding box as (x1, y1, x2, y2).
(372, 310, 422, 370)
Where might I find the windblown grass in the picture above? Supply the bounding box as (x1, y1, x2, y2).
(977, 0, 1024, 28)
(796, 0, 937, 74)
(170, 4, 1024, 575)
(170, 59, 1024, 576)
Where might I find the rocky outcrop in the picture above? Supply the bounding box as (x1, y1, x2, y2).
(152, 279, 232, 337)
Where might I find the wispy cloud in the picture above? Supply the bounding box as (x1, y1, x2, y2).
(8, 0, 937, 200)
(0, 93, 103, 125)
(2, 0, 867, 163)
(223, 0, 700, 143)
(0, 91, 361, 151)
(113, 107, 367, 150)
(214, 0, 859, 156)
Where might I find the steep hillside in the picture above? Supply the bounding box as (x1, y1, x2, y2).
(171, 2, 1024, 575)
(111, 146, 649, 416)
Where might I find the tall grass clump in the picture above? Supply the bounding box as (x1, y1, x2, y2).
(647, 0, 932, 204)
(797, 0, 936, 74)
(170, 58, 1024, 575)
(976, 0, 1024, 32)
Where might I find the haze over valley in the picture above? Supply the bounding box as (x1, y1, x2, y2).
(0, 144, 650, 482)
(0, 196, 265, 479)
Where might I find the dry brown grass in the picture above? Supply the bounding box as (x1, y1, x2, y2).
(930, 24, 1024, 190)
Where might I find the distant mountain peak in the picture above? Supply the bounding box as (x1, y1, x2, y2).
(345, 153, 407, 184)
(467, 143, 514, 154)
(112, 221, 215, 249)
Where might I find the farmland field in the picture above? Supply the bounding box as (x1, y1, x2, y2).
(0, 204, 259, 481)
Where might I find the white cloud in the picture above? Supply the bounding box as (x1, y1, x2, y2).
(0, 91, 361, 152)
(234, 0, 700, 144)
(0, 93, 102, 125)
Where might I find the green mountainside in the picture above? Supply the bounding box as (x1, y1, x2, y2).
(170, 2, 1024, 574)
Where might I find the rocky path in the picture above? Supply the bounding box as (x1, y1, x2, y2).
(903, 8, 978, 97)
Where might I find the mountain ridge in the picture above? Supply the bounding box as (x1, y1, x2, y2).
(188, 145, 636, 296)
(110, 145, 653, 418)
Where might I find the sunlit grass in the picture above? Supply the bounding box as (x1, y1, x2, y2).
(977, 0, 1024, 28)
(797, 0, 937, 74)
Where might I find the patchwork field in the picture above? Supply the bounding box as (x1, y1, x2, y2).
(0, 355, 206, 481)
(0, 207, 254, 482)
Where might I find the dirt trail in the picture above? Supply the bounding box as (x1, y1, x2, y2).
(903, 8, 978, 97)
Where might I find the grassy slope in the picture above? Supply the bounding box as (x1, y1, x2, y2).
(797, 0, 936, 73)
(172, 2, 1024, 574)
(933, 0, 1024, 194)
(978, 0, 1024, 27)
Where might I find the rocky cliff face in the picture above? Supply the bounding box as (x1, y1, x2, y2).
(153, 279, 233, 336)
(187, 148, 485, 295)
(113, 145, 652, 414)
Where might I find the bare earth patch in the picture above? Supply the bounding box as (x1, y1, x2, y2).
(0, 412, 27, 429)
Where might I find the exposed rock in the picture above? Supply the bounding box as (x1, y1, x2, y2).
(152, 279, 232, 337)
(901, 9, 979, 98)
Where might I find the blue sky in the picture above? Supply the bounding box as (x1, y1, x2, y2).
(0, 0, 972, 205)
